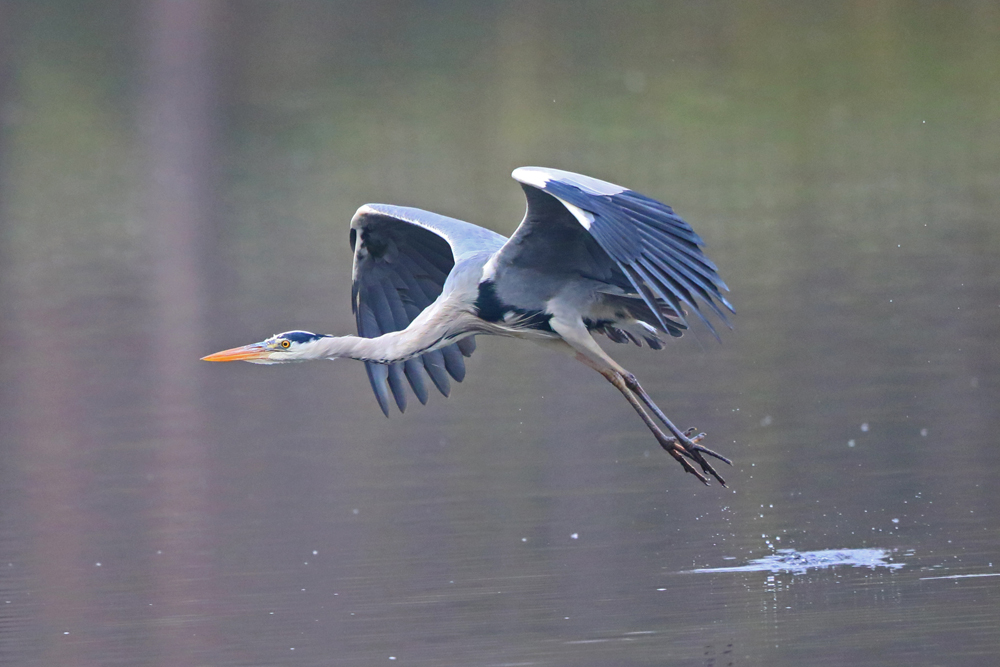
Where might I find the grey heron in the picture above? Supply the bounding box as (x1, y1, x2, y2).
(203, 167, 735, 485)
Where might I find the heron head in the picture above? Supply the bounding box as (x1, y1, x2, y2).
(201, 330, 330, 364)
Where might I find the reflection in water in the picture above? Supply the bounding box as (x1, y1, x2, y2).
(1, 2, 999, 666)
(140, 1, 223, 663)
(920, 573, 1000, 581)
(686, 548, 904, 574)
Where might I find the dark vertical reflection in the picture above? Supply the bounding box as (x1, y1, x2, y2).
(0, 6, 32, 665)
(139, 1, 222, 663)
(1, 5, 97, 661)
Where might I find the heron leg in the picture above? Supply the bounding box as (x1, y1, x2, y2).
(603, 371, 715, 485)
(622, 374, 732, 465)
(547, 314, 729, 485)
(621, 373, 731, 485)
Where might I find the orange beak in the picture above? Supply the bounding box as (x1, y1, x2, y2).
(201, 343, 271, 362)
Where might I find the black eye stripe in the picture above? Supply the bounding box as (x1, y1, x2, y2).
(279, 331, 321, 344)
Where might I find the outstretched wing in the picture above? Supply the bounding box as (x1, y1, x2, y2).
(503, 167, 733, 339)
(350, 204, 507, 415)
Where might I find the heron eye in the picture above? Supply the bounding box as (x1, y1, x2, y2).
(280, 340, 291, 348)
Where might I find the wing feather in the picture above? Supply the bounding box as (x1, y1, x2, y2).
(633, 225, 729, 295)
(385, 255, 457, 396)
(402, 357, 429, 405)
(644, 250, 732, 325)
(350, 205, 506, 414)
(617, 194, 704, 244)
(369, 281, 410, 412)
(418, 349, 452, 397)
(627, 261, 686, 331)
(506, 167, 733, 341)
(441, 344, 466, 382)
(364, 357, 392, 416)
(457, 337, 476, 357)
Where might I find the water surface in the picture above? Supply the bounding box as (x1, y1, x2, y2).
(1, 2, 998, 666)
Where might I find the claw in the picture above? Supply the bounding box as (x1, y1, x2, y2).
(671, 450, 710, 485)
(684, 432, 732, 465)
(654, 429, 716, 485)
(692, 453, 728, 487)
(689, 440, 733, 466)
(664, 427, 730, 487)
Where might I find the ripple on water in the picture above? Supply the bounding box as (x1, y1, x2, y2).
(684, 548, 904, 574)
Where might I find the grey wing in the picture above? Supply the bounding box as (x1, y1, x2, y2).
(350, 204, 506, 415)
(503, 167, 734, 339)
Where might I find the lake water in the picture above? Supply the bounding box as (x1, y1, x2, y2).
(1, 2, 998, 665)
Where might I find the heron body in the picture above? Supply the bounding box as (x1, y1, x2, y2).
(204, 167, 735, 485)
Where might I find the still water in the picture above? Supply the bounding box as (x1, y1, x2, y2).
(1, 2, 998, 665)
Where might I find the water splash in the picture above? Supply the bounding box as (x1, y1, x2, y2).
(685, 548, 903, 574)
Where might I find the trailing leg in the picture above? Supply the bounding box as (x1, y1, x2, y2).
(608, 371, 729, 486)
(621, 373, 732, 482)
(603, 371, 713, 484)
(547, 314, 730, 486)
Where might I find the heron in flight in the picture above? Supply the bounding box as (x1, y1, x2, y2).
(203, 167, 735, 485)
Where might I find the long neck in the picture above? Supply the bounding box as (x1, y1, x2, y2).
(310, 330, 442, 364)
(302, 294, 477, 364)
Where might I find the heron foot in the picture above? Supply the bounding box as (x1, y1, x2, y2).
(615, 373, 732, 486)
(679, 430, 733, 465)
(658, 427, 731, 487)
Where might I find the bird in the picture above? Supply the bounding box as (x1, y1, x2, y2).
(203, 167, 735, 485)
